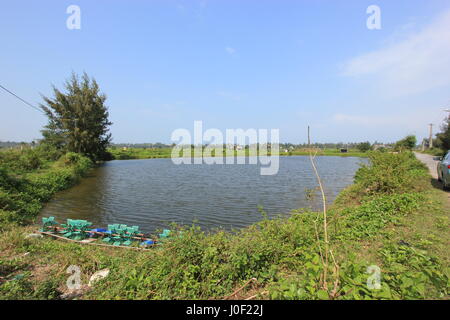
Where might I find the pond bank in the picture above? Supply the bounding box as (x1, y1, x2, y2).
(0, 151, 93, 229)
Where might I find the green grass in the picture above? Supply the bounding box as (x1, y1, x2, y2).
(287, 149, 368, 157)
(108, 147, 368, 160)
(0, 151, 448, 300)
(109, 147, 173, 159)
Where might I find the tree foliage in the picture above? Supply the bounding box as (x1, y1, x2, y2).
(435, 117, 450, 153)
(356, 141, 372, 152)
(395, 135, 417, 151)
(40, 73, 112, 162)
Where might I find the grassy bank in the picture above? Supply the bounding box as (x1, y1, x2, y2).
(109, 147, 367, 160)
(0, 147, 93, 229)
(0, 151, 448, 299)
(417, 148, 448, 157)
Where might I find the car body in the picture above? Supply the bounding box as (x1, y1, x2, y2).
(436, 151, 450, 190)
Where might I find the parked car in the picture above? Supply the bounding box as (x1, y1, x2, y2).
(435, 151, 450, 190)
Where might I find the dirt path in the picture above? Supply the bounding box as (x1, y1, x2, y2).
(414, 152, 450, 204)
(414, 152, 439, 179)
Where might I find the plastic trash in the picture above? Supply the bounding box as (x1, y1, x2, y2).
(25, 233, 43, 239)
(88, 269, 110, 287)
(88, 228, 108, 237)
(159, 229, 171, 239)
(140, 240, 155, 247)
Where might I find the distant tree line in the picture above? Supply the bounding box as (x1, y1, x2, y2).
(0, 141, 38, 149)
(3, 140, 400, 152)
(109, 142, 395, 151)
(110, 143, 173, 149)
(0, 141, 23, 148)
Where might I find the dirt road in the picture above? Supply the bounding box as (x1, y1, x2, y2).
(414, 152, 439, 179)
(414, 152, 450, 206)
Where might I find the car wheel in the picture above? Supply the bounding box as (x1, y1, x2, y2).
(443, 179, 450, 191)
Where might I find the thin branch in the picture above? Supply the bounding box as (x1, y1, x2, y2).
(223, 278, 257, 300)
(244, 291, 268, 300)
(308, 126, 329, 290)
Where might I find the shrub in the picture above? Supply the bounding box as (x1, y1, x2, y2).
(356, 142, 373, 152)
(353, 152, 428, 197)
(395, 135, 417, 151)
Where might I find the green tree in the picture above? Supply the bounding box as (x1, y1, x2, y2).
(356, 141, 372, 152)
(395, 135, 417, 151)
(435, 117, 450, 153)
(40, 73, 112, 162)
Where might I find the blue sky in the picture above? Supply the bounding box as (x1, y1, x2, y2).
(1, 0, 450, 144)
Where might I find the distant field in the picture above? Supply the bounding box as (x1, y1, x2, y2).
(108, 147, 173, 159)
(108, 147, 368, 160)
(287, 149, 368, 157)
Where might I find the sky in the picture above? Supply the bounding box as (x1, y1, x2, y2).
(1, 0, 450, 144)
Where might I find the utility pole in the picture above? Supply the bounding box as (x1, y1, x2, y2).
(308, 126, 310, 146)
(429, 123, 433, 149)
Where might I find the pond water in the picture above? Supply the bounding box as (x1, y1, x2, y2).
(39, 156, 365, 234)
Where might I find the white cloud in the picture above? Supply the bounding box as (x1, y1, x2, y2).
(332, 110, 445, 135)
(341, 9, 450, 96)
(225, 47, 236, 55)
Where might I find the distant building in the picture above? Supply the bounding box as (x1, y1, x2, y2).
(373, 144, 386, 150)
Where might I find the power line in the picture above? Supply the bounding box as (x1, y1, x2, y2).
(0, 84, 45, 115)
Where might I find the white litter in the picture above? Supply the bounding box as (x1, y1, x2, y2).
(25, 233, 43, 239)
(88, 269, 110, 287)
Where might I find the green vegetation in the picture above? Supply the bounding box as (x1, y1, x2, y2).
(0, 146, 92, 229)
(356, 141, 373, 152)
(419, 148, 445, 157)
(40, 72, 113, 162)
(284, 149, 368, 157)
(0, 150, 448, 300)
(108, 147, 368, 160)
(434, 116, 450, 155)
(418, 117, 450, 157)
(109, 147, 173, 160)
(395, 135, 417, 151)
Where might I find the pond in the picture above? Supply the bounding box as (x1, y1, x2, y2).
(39, 156, 365, 234)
